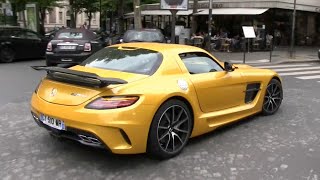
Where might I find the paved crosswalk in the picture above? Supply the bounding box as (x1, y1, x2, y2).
(250, 63, 320, 82)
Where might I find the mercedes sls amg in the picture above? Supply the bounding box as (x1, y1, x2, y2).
(31, 43, 283, 159)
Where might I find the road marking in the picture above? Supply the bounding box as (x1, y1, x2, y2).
(279, 70, 320, 76)
(296, 75, 320, 80)
(254, 64, 311, 69)
(272, 66, 320, 72)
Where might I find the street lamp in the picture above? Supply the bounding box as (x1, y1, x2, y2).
(290, 0, 296, 58)
(99, 0, 102, 29)
(207, 0, 213, 51)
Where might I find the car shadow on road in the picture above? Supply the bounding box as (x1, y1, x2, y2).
(43, 113, 266, 170)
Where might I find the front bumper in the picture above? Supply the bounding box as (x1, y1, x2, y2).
(46, 52, 92, 64)
(30, 93, 156, 154)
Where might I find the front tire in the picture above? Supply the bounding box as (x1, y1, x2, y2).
(147, 99, 192, 159)
(0, 47, 15, 63)
(262, 79, 283, 115)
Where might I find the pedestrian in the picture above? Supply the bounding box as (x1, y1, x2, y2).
(81, 22, 88, 29)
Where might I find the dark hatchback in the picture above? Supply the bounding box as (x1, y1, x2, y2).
(46, 28, 106, 66)
(0, 26, 49, 63)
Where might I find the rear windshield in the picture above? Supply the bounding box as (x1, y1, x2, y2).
(57, 32, 83, 39)
(81, 47, 163, 75)
(54, 29, 96, 40)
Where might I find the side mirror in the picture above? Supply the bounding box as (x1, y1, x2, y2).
(224, 62, 235, 72)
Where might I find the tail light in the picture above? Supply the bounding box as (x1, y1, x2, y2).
(46, 42, 52, 51)
(84, 43, 91, 52)
(85, 96, 139, 110)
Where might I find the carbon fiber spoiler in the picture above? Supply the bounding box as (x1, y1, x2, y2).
(31, 66, 127, 88)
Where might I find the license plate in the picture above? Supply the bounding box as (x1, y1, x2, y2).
(59, 45, 76, 50)
(61, 58, 72, 62)
(39, 114, 65, 130)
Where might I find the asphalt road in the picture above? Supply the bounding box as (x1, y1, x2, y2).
(0, 60, 319, 180)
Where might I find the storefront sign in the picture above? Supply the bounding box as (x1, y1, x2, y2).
(190, 3, 223, 9)
(161, 0, 188, 10)
(242, 26, 256, 38)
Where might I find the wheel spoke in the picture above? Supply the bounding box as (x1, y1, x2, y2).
(171, 133, 175, 152)
(174, 127, 189, 134)
(270, 100, 274, 111)
(172, 106, 175, 125)
(266, 100, 271, 111)
(273, 97, 282, 100)
(173, 108, 183, 125)
(158, 131, 169, 142)
(273, 90, 281, 97)
(174, 117, 188, 128)
(164, 134, 171, 151)
(264, 99, 269, 106)
(271, 98, 277, 109)
(159, 125, 169, 130)
(164, 112, 171, 125)
(267, 87, 272, 96)
(272, 85, 278, 95)
(173, 132, 184, 144)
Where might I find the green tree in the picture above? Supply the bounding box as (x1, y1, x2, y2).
(36, 0, 62, 34)
(74, 0, 99, 29)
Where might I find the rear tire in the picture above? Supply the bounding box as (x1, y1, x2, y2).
(0, 47, 15, 63)
(46, 60, 56, 66)
(147, 99, 192, 159)
(262, 79, 283, 115)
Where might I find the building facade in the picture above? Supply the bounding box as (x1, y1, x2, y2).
(127, 0, 320, 45)
(43, 0, 100, 31)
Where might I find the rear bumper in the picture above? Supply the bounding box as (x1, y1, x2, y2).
(30, 93, 156, 154)
(46, 52, 92, 64)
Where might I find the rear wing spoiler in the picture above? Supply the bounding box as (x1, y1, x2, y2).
(31, 66, 127, 88)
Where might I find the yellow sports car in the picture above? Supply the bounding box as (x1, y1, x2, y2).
(30, 43, 283, 159)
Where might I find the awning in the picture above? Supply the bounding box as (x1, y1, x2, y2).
(124, 10, 193, 18)
(195, 8, 269, 15)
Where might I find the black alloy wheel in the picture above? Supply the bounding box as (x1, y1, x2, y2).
(0, 47, 15, 63)
(148, 99, 192, 159)
(262, 79, 283, 115)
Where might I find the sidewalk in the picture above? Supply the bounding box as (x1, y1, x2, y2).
(210, 46, 319, 64)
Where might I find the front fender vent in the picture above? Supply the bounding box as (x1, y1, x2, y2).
(245, 83, 261, 104)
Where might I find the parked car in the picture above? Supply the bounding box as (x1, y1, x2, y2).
(31, 43, 283, 159)
(46, 28, 106, 66)
(45, 28, 61, 39)
(122, 29, 166, 43)
(0, 26, 49, 63)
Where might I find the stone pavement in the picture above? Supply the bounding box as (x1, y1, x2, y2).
(210, 46, 319, 65)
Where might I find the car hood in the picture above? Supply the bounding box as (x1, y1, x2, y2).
(37, 66, 148, 106)
(234, 64, 254, 69)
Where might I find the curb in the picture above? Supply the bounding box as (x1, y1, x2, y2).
(277, 59, 319, 64)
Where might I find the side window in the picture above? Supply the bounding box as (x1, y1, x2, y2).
(24, 31, 41, 40)
(10, 30, 25, 38)
(179, 52, 223, 74)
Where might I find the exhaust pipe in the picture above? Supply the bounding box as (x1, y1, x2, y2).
(78, 134, 102, 146)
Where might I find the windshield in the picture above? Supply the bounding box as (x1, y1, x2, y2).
(81, 47, 163, 75)
(123, 30, 164, 43)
